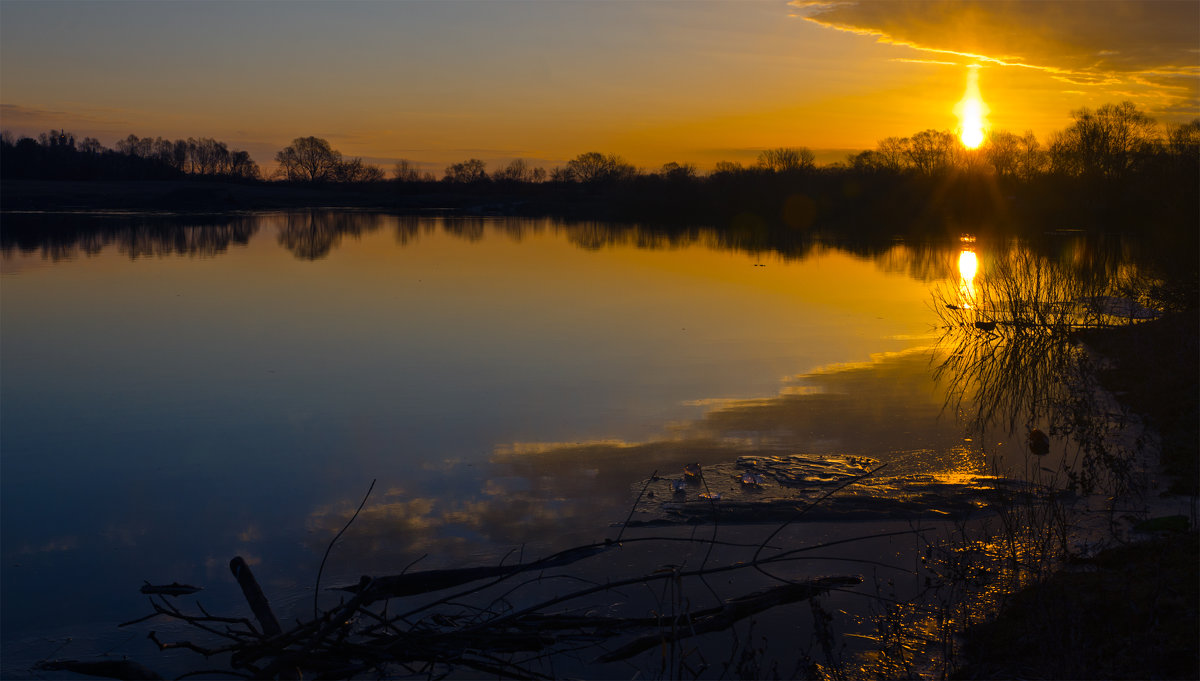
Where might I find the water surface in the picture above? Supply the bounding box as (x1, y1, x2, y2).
(2, 213, 1038, 674)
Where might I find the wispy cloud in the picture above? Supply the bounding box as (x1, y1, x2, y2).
(791, 0, 1199, 113)
(0, 103, 135, 131)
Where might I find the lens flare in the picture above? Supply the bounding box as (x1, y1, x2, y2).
(954, 66, 990, 149)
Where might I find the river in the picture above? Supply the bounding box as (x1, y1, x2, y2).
(0, 211, 1140, 678)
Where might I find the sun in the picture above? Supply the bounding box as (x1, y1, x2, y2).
(954, 65, 990, 149)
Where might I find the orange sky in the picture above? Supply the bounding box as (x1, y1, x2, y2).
(1, 1, 1196, 173)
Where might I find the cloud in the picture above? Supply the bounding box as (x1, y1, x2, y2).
(791, 0, 1199, 110)
(300, 345, 989, 579)
(0, 103, 133, 133)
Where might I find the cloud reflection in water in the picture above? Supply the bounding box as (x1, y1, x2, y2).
(305, 347, 984, 572)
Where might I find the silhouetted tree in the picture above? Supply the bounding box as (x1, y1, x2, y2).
(711, 160, 745, 175)
(659, 161, 697, 180)
(492, 159, 532, 182)
(492, 158, 546, 183)
(38, 129, 75, 149)
(847, 150, 885, 172)
(565, 152, 636, 183)
(1165, 119, 1200, 162)
(905, 130, 957, 175)
(986, 130, 1022, 179)
(875, 137, 908, 171)
(276, 136, 342, 182)
(393, 159, 422, 182)
(1049, 101, 1158, 179)
(1013, 131, 1046, 180)
(116, 134, 153, 157)
(756, 147, 815, 172)
(332, 157, 385, 183)
(78, 137, 103, 155)
(227, 150, 261, 180)
(443, 158, 488, 183)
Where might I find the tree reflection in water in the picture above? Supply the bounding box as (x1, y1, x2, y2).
(931, 244, 1150, 495)
(848, 241, 1168, 678)
(275, 211, 388, 260)
(0, 212, 260, 260)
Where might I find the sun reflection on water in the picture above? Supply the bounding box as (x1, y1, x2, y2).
(958, 249, 978, 308)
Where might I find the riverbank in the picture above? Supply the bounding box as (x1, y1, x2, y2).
(6, 174, 1198, 246)
(0, 179, 445, 212)
(955, 309, 1199, 679)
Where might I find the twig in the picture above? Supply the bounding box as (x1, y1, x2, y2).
(315, 478, 376, 619)
(118, 610, 161, 628)
(753, 463, 887, 568)
(615, 469, 656, 544)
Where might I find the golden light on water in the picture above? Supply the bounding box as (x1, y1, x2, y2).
(958, 249, 978, 281)
(954, 66, 990, 149)
(958, 249, 978, 306)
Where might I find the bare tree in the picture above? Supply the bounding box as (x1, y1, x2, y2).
(659, 161, 697, 180)
(905, 130, 957, 175)
(566, 152, 636, 183)
(875, 137, 908, 171)
(1166, 119, 1200, 161)
(37, 129, 75, 149)
(443, 158, 488, 183)
(228, 150, 261, 179)
(331, 157, 384, 183)
(78, 136, 103, 154)
(275, 137, 343, 182)
(492, 158, 537, 182)
(756, 147, 815, 172)
(985, 130, 1021, 179)
(711, 160, 744, 175)
(847, 150, 883, 172)
(1049, 101, 1158, 179)
(393, 159, 422, 182)
(116, 134, 152, 157)
(1015, 131, 1046, 180)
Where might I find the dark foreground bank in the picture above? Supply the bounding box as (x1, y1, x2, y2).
(956, 309, 1199, 680)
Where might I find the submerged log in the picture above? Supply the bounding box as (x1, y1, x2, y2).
(337, 542, 612, 603)
(595, 575, 861, 662)
(229, 556, 282, 637)
(139, 580, 201, 596)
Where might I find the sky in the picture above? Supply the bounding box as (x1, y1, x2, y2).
(1, 0, 1197, 173)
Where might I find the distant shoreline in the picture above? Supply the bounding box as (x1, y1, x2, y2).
(4, 175, 1197, 247)
(0, 179, 477, 213)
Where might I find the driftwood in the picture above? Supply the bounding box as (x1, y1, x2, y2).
(229, 556, 282, 638)
(58, 465, 907, 679)
(594, 576, 862, 663)
(140, 581, 202, 596)
(335, 542, 613, 603)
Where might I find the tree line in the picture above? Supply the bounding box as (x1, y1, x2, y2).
(379, 101, 1195, 185)
(3, 101, 1194, 186)
(0, 130, 262, 181)
(3, 101, 1197, 197)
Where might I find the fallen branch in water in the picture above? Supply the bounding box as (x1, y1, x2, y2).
(56, 464, 910, 679)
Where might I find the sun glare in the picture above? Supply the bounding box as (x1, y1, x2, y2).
(958, 249, 977, 307)
(954, 65, 990, 149)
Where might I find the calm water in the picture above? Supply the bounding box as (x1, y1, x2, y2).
(1, 213, 1085, 675)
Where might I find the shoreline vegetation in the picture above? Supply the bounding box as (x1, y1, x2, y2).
(4, 103, 1197, 679)
(1, 101, 1197, 236)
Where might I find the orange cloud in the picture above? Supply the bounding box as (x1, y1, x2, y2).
(791, 0, 1199, 116)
